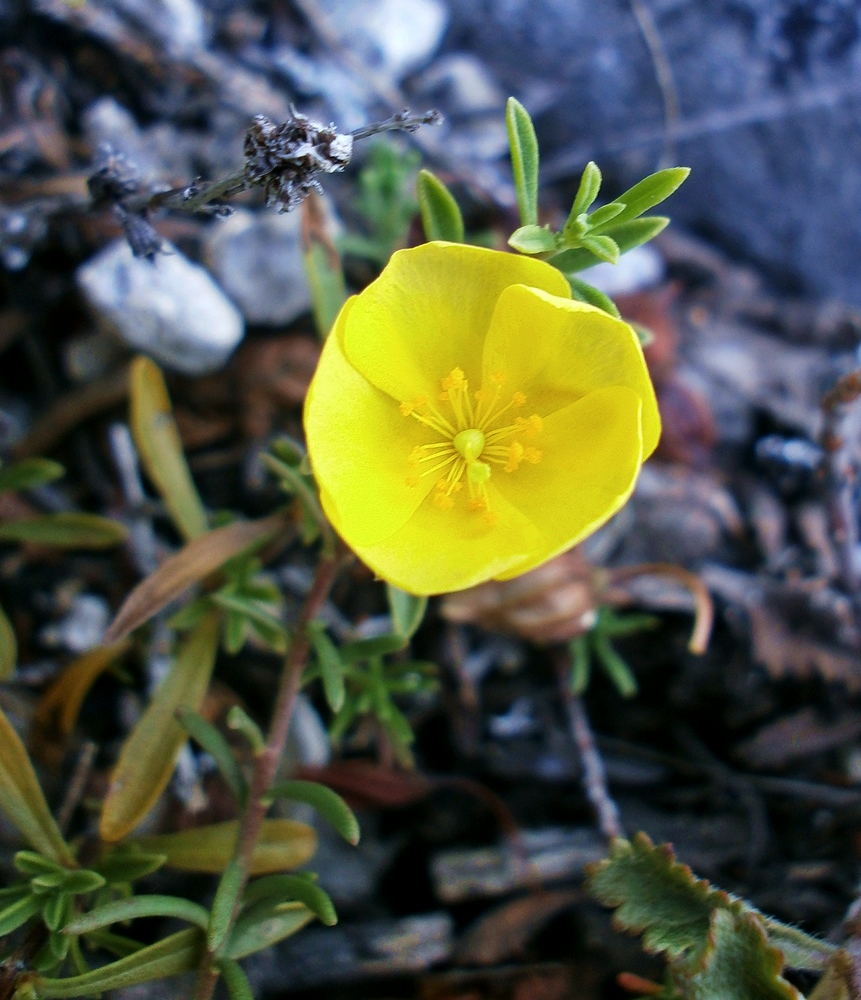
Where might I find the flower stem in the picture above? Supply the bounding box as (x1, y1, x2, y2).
(192, 543, 349, 1000)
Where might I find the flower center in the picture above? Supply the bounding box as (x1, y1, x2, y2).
(400, 367, 543, 524)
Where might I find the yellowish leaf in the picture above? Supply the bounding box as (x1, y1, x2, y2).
(104, 512, 290, 644)
(33, 640, 132, 737)
(0, 602, 16, 679)
(129, 356, 208, 541)
(134, 819, 317, 874)
(0, 704, 74, 863)
(99, 612, 220, 842)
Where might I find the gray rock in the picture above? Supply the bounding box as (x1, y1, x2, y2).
(77, 240, 244, 375)
(315, 0, 448, 80)
(446, 0, 861, 307)
(111, 0, 207, 52)
(40, 593, 110, 653)
(205, 210, 312, 327)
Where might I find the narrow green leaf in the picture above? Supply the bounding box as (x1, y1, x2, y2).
(31, 871, 67, 894)
(0, 892, 41, 935)
(594, 634, 638, 697)
(550, 217, 670, 273)
(129, 355, 208, 541)
(243, 873, 337, 926)
(14, 851, 64, 877)
(506, 97, 540, 226)
(95, 848, 168, 884)
(0, 458, 65, 492)
(225, 900, 314, 960)
(569, 636, 592, 695)
(177, 707, 248, 806)
(386, 584, 428, 640)
(100, 612, 221, 842)
(508, 225, 557, 255)
(309, 624, 345, 713)
(268, 779, 360, 845)
(0, 602, 16, 679)
(340, 633, 407, 661)
(586, 201, 626, 229)
(566, 277, 621, 318)
(209, 858, 245, 953)
(302, 241, 348, 340)
(568, 161, 602, 220)
(219, 958, 255, 1000)
(54, 869, 106, 895)
(0, 513, 128, 548)
(605, 167, 690, 227)
(42, 892, 71, 932)
(0, 705, 74, 864)
(33, 927, 203, 998)
(417, 169, 465, 243)
(65, 895, 209, 934)
(579, 234, 620, 265)
(226, 706, 265, 754)
(212, 593, 287, 647)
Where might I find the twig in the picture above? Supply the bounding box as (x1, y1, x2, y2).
(557, 658, 622, 841)
(56, 741, 98, 835)
(192, 543, 349, 1000)
(628, 0, 680, 169)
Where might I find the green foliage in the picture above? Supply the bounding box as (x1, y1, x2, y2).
(417, 169, 465, 243)
(569, 607, 658, 697)
(339, 141, 421, 264)
(588, 834, 838, 1000)
(177, 707, 248, 805)
(268, 779, 360, 845)
(506, 97, 540, 226)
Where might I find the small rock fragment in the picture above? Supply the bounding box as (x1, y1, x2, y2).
(77, 240, 244, 376)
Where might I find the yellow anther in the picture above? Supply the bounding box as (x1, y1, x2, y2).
(491, 371, 507, 384)
(436, 478, 449, 491)
(469, 496, 487, 511)
(434, 492, 454, 510)
(474, 388, 488, 401)
(415, 395, 427, 407)
(504, 441, 524, 473)
(482, 510, 500, 527)
(512, 392, 527, 408)
(451, 481, 463, 493)
(438, 390, 449, 401)
(523, 446, 542, 464)
(400, 400, 414, 416)
(516, 413, 542, 436)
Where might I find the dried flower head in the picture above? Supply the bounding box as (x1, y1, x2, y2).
(243, 109, 353, 214)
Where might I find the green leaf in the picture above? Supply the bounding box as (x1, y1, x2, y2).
(566, 277, 621, 318)
(309, 623, 345, 713)
(268, 779, 360, 845)
(761, 919, 837, 972)
(33, 927, 203, 998)
(95, 847, 168, 884)
(569, 636, 592, 695)
(604, 167, 690, 228)
(225, 900, 314, 960)
(340, 633, 407, 661)
(0, 513, 128, 548)
(54, 869, 106, 895)
(594, 634, 638, 697)
(386, 585, 428, 640)
(226, 706, 265, 754)
(42, 892, 71, 932)
(551, 217, 670, 273)
(680, 908, 800, 1000)
(64, 895, 210, 934)
(99, 611, 221, 842)
(219, 958, 255, 1000)
(0, 892, 41, 935)
(0, 458, 65, 492)
(209, 858, 245, 953)
(586, 833, 720, 964)
(212, 593, 287, 653)
(586, 201, 626, 229)
(302, 240, 348, 340)
(579, 234, 620, 265)
(0, 602, 16, 679)
(417, 169, 465, 243)
(243, 873, 337, 926)
(508, 225, 557, 255)
(0, 705, 74, 864)
(14, 851, 64, 877)
(177, 707, 248, 806)
(568, 161, 602, 219)
(506, 97, 540, 226)
(129, 355, 208, 542)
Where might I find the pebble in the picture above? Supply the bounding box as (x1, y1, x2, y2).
(40, 593, 110, 653)
(77, 239, 244, 376)
(580, 244, 664, 296)
(205, 210, 312, 327)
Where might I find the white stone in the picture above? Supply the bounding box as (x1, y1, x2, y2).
(77, 240, 244, 376)
(205, 210, 312, 327)
(580, 243, 664, 296)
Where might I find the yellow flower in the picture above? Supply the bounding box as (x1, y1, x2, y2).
(304, 242, 660, 595)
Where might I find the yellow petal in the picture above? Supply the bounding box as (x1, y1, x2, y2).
(354, 483, 543, 595)
(305, 301, 436, 547)
(340, 243, 571, 402)
(493, 386, 644, 580)
(482, 285, 661, 457)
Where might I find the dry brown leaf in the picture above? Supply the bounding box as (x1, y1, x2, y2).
(105, 511, 290, 644)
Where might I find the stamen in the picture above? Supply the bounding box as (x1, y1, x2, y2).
(504, 441, 524, 473)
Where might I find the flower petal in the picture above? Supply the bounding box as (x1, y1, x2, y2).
(305, 302, 436, 547)
(493, 385, 644, 580)
(482, 285, 660, 457)
(341, 243, 571, 402)
(353, 483, 542, 596)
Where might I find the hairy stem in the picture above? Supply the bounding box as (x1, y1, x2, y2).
(192, 544, 348, 1000)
